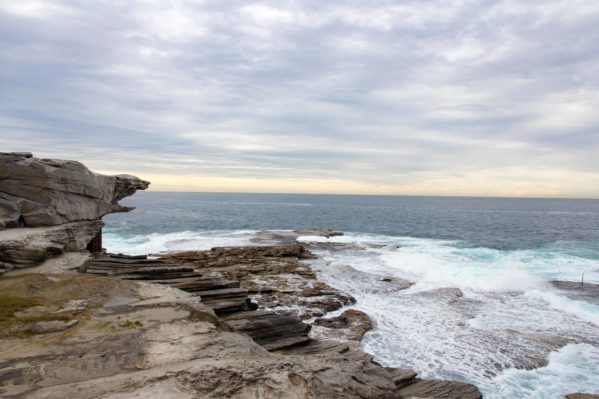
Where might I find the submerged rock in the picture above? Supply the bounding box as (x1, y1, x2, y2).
(550, 280, 599, 305)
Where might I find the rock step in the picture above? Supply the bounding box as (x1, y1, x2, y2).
(171, 278, 240, 291)
(262, 335, 313, 352)
(83, 253, 315, 355)
(396, 378, 483, 399)
(85, 269, 197, 280)
(192, 287, 249, 301)
(208, 298, 257, 314)
(385, 368, 418, 389)
(92, 258, 164, 265)
(278, 339, 353, 355)
(102, 253, 149, 260)
(223, 312, 311, 344)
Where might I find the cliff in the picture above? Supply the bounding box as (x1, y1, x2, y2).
(0, 152, 149, 273)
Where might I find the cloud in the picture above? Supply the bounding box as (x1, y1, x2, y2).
(1, 0, 598, 197)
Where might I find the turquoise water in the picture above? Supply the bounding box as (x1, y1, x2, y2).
(104, 192, 599, 398)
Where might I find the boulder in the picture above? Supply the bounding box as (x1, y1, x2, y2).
(0, 152, 149, 228)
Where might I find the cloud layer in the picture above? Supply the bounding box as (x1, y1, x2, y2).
(1, 0, 599, 197)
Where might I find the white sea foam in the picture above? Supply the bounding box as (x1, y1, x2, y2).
(489, 343, 599, 399)
(526, 290, 599, 326)
(303, 232, 599, 398)
(103, 229, 258, 255)
(105, 229, 599, 398)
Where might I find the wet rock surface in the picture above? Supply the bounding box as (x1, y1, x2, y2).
(162, 245, 356, 319)
(566, 394, 599, 399)
(395, 378, 483, 399)
(313, 309, 373, 341)
(550, 280, 599, 305)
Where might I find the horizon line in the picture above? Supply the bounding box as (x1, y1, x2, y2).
(137, 190, 599, 201)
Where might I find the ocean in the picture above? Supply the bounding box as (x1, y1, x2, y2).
(104, 192, 599, 399)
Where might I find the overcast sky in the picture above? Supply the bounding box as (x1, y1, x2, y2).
(1, 1, 599, 197)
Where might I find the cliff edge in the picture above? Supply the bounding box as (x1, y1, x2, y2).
(0, 152, 149, 273)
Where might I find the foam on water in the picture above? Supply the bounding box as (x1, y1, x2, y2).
(301, 232, 599, 398)
(103, 229, 258, 255)
(489, 343, 599, 398)
(106, 229, 599, 398)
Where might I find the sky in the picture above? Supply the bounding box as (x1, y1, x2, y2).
(1, 1, 599, 197)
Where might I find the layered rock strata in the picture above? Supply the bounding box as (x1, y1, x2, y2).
(0, 152, 149, 272)
(80, 248, 483, 398)
(0, 273, 399, 398)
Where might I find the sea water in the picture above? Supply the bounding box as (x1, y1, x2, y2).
(104, 192, 599, 398)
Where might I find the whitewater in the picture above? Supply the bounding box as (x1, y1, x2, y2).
(103, 193, 599, 398)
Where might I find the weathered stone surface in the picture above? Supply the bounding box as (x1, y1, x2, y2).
(0, 273, 399, 399)
(0, 153, 149, 272)
(12, 319, 79, 334)
(566, 394, 599, 399)
(396, 378, 483, 399)
(0, 152, 149, 228)
(163, 245, 355, 319)
(386, 367, 418, 389)
(313, 309, 374, 341)
(0, 220, 103, 271)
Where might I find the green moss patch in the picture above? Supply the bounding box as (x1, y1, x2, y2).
(0, 295, 39, 322)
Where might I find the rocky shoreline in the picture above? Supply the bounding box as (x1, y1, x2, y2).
(0, 152, 595, 398)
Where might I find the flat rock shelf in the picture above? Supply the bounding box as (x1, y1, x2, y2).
(79, 244, 483, 399)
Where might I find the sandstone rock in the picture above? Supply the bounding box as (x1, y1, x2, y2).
(0, 274, 399, 399)
(0, 221, 103, 270)
(385, 367, 418, 389)
(163, 245, 354, 319)
(566, 394, 599, 399)
(13, 319, 79, 334)
(0, 152, 149, 228)
(313, 309, 374, 341)
(396, 378, 483, 399)
(293, 228, 344, 238)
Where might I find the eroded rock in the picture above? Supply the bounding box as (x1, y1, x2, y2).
(0, 152, 149, 228)
(0, 153, 149, 272)
(313, 309, 373, 341)
(0, 221, 103, 270)
(396, 378, 483, 399)
(566, 394, 599, 399)
(0, 273, 399, 399)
